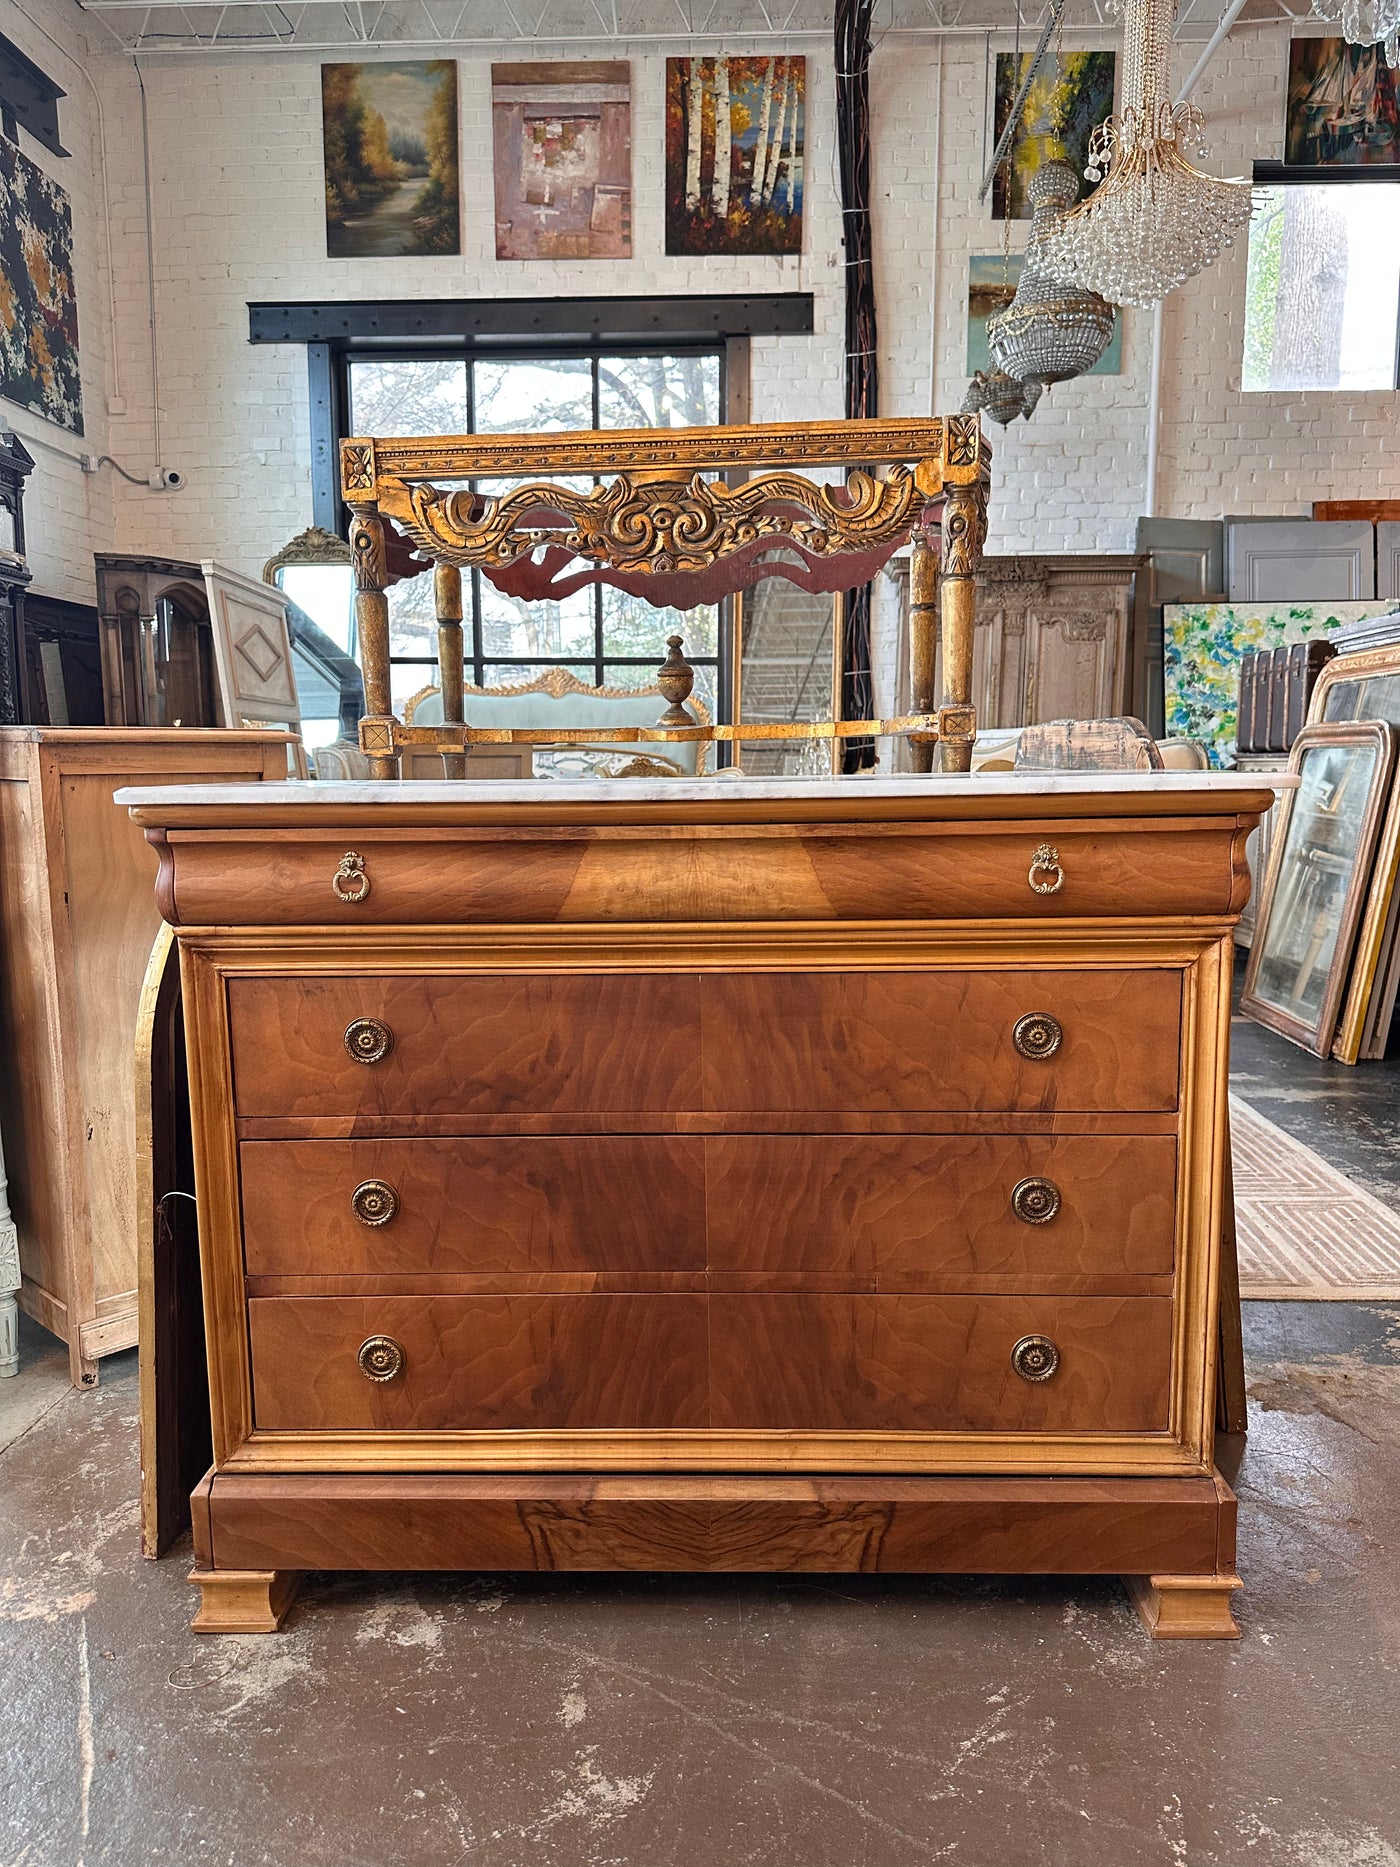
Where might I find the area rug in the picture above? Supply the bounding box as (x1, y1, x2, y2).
(1230, 1094, 1400, 1300)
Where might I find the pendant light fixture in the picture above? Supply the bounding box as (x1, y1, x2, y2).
(987, 158, 1117, 388)
(1039, 0, 1255, 308)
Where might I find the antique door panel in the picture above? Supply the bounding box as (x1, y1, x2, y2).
(1025, 611, 1120, 723)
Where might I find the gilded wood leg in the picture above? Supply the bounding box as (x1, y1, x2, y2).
(190, 1568, 303, 1634)
(1125, 1572, 1242, 1640)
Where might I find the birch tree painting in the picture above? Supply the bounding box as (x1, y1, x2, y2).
(666, 55, 805, 254)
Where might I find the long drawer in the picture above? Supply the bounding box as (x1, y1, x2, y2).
(166, 820, 1244, 925)
(228, 968, 1182, 1118)
(239, 1132, 1176, 1281)
(247, 1292, 1170, 1435)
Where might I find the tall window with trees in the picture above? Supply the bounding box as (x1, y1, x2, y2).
(346, 350, 724, 716)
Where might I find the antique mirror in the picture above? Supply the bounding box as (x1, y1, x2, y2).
(1242, 720, 1398, 1055)
(262, 526, 363, 752)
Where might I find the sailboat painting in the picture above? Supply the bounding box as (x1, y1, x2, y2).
(1285, 39, 1400, 166)
(665, 56, 804, 255)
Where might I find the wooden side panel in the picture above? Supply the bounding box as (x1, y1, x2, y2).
(703, 970, 1182, 1113)
(240, 1136, 708, 1275)
(706, 1133, 1177, 1278)
(0, 760, 77, 1336)
(709, 1294, 1172, 1433)
(248, 1293, 709, 1430)
(228, 973, 704, 1118)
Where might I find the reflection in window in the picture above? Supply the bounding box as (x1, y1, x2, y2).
(346, 350, 725, 707)
(1243, 184, 1400, 392)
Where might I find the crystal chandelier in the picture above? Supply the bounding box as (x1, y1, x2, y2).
(1309, 0, 1400, 67)
(1039, 0, 1255, 308)
(987, 159, 1116, 386)
(962, 367, 1042, 427)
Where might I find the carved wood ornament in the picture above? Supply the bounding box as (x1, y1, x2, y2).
(340, 416, 991, 775)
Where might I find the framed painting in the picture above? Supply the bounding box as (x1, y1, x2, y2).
(0, 138, 82, 434)
(322, 61, 460, 257)
(665, 55, 804, 255)
(1285, 39, 1400, 167)
(1162, 599, 1397, 767)
(1241, 721, 1397, 1056)
(992, 50, 1115, 220)
(966, 253, 1121, 374)
(492, 63, 632, 260)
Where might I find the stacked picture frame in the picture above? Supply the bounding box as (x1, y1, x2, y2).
(1241, 640, 1400, 1061)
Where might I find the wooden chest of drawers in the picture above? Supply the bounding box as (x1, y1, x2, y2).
(122, 774, 1274, 1638)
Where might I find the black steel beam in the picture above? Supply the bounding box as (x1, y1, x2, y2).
(249, 294, 814, 348)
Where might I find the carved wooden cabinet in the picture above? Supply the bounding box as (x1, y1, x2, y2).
(122, 773, 1274, 1638)
(0, 729, 297, 1384)
(889, 554, 1143, 735)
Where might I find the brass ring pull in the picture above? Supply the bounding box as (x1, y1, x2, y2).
(332, 850, 371, 904)
(1028, 843, 1064, 895)
(351, 1179, 398, 1227)
(1011, 1334, 1060, 1383)
(1012, 1011, 1063, 1060)
(344, 1018, 393, 1065)
(1011, 1176, 1062, 1225)
(358, 1335, 404, 1382)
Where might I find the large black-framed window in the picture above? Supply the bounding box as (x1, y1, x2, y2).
(342, 344, 727, 721)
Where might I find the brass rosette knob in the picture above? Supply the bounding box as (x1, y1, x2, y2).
(1011, 1176, 1062, 1225)
(351, 1179, 398, 1227)
(344, 1017, 393, 1065)
(1012, 1012, 1063, 1060)
(357, 1335, 404, 1382)
(1011, 1334, 1060, 1382)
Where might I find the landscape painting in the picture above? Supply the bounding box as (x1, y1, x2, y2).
(492, 62, 632, 259)
(1285, 38, 1400, 165)
(665, 55, 804, 255)
(322, 61, 460, 257)
(992, 50, 1115, 220)
(0, 138, 82, 433)
(966, 253, 1121, 375)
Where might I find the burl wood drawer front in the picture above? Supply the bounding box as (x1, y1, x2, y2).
(704, 971, 1181, 1113)
(240, 1136, 706, 1275)
(706, 1134, 1177, 1278)
(709, 1295, 1171, 1433)
(248, 1295, 708, 1431)
(165, 821, 1243, 924)
(228, 974, 702, 1118)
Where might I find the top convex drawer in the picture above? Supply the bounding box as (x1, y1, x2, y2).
(228, 968, 1182, 1118)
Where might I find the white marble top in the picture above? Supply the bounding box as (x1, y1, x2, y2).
(117, 772, 1292, 808)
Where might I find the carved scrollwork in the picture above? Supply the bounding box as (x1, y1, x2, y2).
(940, 482, 989, 581)
(945, 414, 982, 468)
(1050, 612, 1109, 642)
(349, 511, 387, 592)
(380, 467, 923, 576)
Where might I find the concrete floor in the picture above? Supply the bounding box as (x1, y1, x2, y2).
(3, 985, 1399, 1866)
(3, 1297, 1398, 1867)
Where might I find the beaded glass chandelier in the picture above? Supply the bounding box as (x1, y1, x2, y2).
(962, 367, 1042, 426)
(1040, 0, 1255, 308)
(1308, 0, 1400, 66)
(987, 159, 1116, 387)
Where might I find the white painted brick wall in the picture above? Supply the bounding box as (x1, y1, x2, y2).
(8, 12, 1395, 655)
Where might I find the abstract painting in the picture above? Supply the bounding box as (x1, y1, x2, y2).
(665, 56, 804, 255)
(1163, 601, 1396, 766)
(966, 253, 1121, 374)
(492, 63, 632, 259)
(992, 50, 1115, 220)
(0, 138, 81, 434)
(322, 61, 459, 257)
(1285, 38, 1400, 166)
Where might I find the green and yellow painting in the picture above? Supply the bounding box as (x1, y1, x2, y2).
(1163, 601, 1396, 766)
(0, 138, 82, 434)
(322, 61, 460, 257)
(992, 50, 1115, 221)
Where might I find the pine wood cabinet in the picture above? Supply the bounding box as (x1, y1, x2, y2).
(0, 729, 296, 1383)
(122, 773, 1274, 1637)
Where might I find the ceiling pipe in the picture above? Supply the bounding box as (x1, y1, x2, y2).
(1177, 0, 1252, 101)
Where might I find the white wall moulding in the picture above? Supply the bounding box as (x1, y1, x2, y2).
(1225, 519, 1377, 603)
